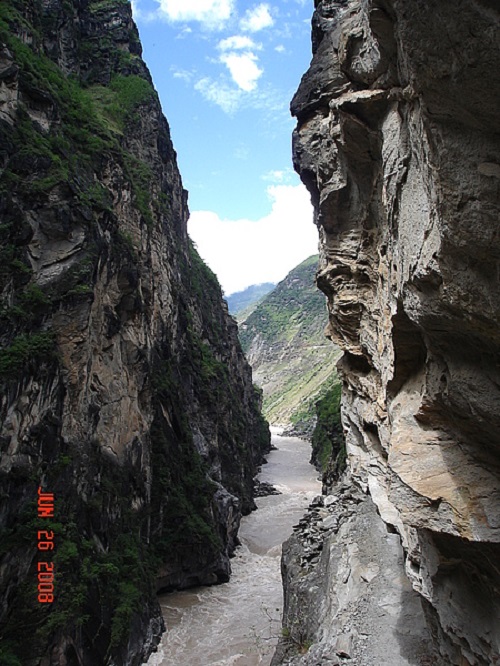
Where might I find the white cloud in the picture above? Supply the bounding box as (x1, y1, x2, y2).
(275, 44, 286, 53)
(194, 78, 242, 113)
(216, 34, 264, 93)
(175, 26, 193, 37)
(264, 169, 285, 182)
(240, 4, 274, 32)
(219, 51, 262, 91)
(188, 184, 317, 295)
(156, 0, 234, 28)
(194, 76, 289, 115)
(171, 67, 194, 82)
(218, 35, 261, 51)
(248, 84, 290, 115)
(131, 0, 141, 18)
(131, 0, 157, 22)
(262, 167, 295, 183)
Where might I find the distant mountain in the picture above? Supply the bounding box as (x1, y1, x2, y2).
(226, 283, 276, 320)
(239, 255, 341, 435)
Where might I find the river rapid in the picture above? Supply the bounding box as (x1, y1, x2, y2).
(146, 432, 320, 666)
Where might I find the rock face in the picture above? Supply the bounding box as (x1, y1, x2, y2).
(273, 482, 441, 666)
(0, 1, 269, 665)
(278, 1, 500, 664)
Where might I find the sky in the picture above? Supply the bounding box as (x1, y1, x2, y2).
(131, 0, 318, 295)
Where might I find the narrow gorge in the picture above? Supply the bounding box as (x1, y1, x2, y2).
(273, 1, 500, 665)
(1, 0, 499, 665)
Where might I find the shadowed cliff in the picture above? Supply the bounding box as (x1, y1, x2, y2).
(0, 1, 269, 664)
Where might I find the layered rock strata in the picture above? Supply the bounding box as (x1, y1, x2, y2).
(277, 0, 500, 664)
(0, 1, 269, 664)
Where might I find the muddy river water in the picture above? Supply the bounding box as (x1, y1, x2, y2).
(146, 432, 320, 666)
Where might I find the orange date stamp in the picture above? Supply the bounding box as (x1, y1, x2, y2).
(37, 486, 55, 603)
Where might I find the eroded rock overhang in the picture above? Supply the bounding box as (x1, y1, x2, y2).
(291, 1, 500, 663)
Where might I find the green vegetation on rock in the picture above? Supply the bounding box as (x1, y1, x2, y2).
(0, 488, 156, 661)
(150, 410, 222, 556)
(89, 74, 155, 133)
(310, 381, 345, 476)
(89, 0, 130, 11)
(238, 255, 346, 482)
(0, 332, 56, 378)
(0, 4, 155, 227)
(239, 256, 341, 432)
(239, 256, 324, 348)
(0, 2, 270, 665)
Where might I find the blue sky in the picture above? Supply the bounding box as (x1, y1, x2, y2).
(132, 0, 318, 294)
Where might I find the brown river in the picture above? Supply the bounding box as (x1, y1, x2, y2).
(146, 431, 320, 666)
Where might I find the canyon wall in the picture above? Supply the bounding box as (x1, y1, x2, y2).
(0, 1, 269, 664)
(275, 1, 500, 664)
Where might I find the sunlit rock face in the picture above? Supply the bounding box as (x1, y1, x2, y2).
(285, 0, 500, 663)
(0, 1, 269, 664)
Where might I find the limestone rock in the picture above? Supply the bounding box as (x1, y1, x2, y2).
(279, 1, 500, 664)
(273, 481, 441, 666)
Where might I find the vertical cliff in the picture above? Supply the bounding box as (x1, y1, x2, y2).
(0, 1, 269, 664)
(276, 1, 500, 664)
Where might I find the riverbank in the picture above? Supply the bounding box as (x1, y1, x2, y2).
(146, 434, 320, 666)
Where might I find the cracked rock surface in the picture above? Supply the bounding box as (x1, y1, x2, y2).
(0, 1, 269, 664)
(275, 1, 500, 664)
(273, 482, 442, 666)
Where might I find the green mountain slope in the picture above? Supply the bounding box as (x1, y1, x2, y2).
(239, 256, 342, 433)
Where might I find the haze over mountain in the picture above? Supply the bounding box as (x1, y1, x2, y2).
(226, 282, 276, 320)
